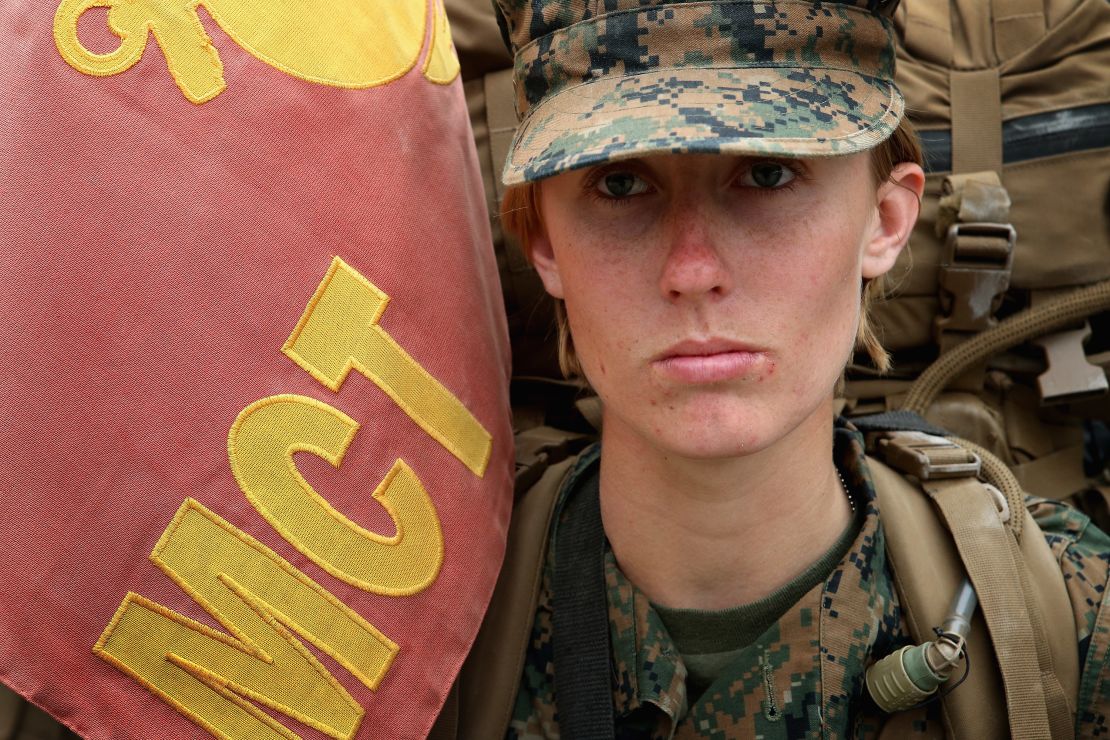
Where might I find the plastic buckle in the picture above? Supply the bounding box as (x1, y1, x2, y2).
(935, 222, 1016, 342)
(877, 431, 982, 480)
(1033, 321, 1110, 405)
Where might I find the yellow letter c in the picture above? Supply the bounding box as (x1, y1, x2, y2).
(228, 394, 444, 596)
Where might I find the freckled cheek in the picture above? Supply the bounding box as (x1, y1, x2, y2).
(563, 285, 644, 393)
(767, 268, 856, 392)
(794, 255, 860, 329)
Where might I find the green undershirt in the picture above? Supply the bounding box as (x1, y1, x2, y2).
(652, 487, 865, 702)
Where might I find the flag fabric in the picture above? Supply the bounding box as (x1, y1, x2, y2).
(0, 2, 513, 738)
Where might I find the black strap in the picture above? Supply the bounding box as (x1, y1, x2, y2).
(849, 410, 949, 437)
(552, 475, 615, 739)
(919, 102, 1110, 173)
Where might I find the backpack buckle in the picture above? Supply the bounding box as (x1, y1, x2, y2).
(876, 431, 982, 480)
(935, 222, 1016, 348)
(1032, 321, 1109, 405)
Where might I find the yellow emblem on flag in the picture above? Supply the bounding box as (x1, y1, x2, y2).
(53, 0, 460, 104)
(92, 257, 485, 738)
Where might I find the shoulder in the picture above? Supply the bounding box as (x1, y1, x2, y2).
(1027, 495, 1110, 638)
(1027, 496, 1110, 555)
(1026, 495, 1110, 635)
(1026, 496, 1110, 734)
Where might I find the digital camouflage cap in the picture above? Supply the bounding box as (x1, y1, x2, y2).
(494, 0, 905, 184)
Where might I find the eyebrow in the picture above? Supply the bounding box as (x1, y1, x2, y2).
(587, 154, 812, 179)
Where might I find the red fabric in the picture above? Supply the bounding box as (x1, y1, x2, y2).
(0, 4, 512, 739)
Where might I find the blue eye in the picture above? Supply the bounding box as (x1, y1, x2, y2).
(740, 162, 795, 189)
(597, 172, 650, 198)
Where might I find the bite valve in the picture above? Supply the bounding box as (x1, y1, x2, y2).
(865, 578, 977, 712)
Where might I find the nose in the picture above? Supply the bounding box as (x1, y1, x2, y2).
(657, 206, 732, 302)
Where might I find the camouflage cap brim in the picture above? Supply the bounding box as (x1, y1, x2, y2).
(503, 65, 903, 184)
(500, 0, 904, 185)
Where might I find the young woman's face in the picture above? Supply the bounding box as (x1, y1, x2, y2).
(530, 152, 920, 459)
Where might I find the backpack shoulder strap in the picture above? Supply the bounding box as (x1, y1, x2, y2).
(439, 448, 576, 740)
(869, 454, 1008, 738)
(870, 432, 1078, 739)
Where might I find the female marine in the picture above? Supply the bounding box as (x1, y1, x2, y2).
(444, 1, 1109, 737)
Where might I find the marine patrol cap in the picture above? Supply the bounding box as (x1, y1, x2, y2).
(495, 0, 904, 184)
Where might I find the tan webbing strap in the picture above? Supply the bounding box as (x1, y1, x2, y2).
(951, 435, 1027, 540)
(923, 477, 1063, 738)
(1011, 550, 1074, 740)
(1016, 508, 1079, 738)
(869, 457, 1007, 739)
(454, 456, 572, 739)
(899, 0, 953, 66)
(876, 430, 1026, 536)
(949, 69, 1003, 175)
(1013, 445, 1089, 500)
(935, 172, 1012, 231)
(991, 0, 1047, 61)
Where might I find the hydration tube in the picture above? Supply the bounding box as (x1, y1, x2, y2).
(865, 578, 977, 712)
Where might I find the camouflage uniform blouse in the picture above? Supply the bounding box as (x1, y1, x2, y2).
(507, 421, 1110, 738)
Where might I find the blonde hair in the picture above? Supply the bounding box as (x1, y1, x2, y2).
(501, 119, 923, 378)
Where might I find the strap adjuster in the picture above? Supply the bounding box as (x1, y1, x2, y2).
(934, 222, 1016, 344)
(876, 431, 982, 480)
(944, 221, 1017, 259)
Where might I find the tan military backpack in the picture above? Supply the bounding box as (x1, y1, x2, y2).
(842, 0, 1110, 526)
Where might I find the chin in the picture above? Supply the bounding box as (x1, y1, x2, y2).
(645, 406, 783, 460)
(660, 434, 766, 460)
(633, 389, 833, 461)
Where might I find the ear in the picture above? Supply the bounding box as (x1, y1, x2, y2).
(528, 227, 566, 299)
(862, 162, 925, 279)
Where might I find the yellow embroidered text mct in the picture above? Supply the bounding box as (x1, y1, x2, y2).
(94, 258, 490, 739)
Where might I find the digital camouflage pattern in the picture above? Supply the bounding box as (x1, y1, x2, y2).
(512, 2, 896, 115)
(493, 0, 904, 184)
(508, 422, 1110, 738)
(1028, 497, 1110, 736)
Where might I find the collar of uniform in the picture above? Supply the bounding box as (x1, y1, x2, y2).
(833, 417, 879, 509)
(599, 420, 896, 736)
(550, 446, 689, 732)
(605, 547, 689, 731)
(545, 421, 912, 735)
(819, 418, 904, 731)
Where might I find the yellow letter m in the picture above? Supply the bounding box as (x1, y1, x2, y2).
(95, 499, 398, 740)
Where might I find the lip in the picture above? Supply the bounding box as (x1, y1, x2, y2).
(652, 339, 769, 384)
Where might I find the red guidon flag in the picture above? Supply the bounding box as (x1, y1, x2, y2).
(0, 2, 512, 738)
